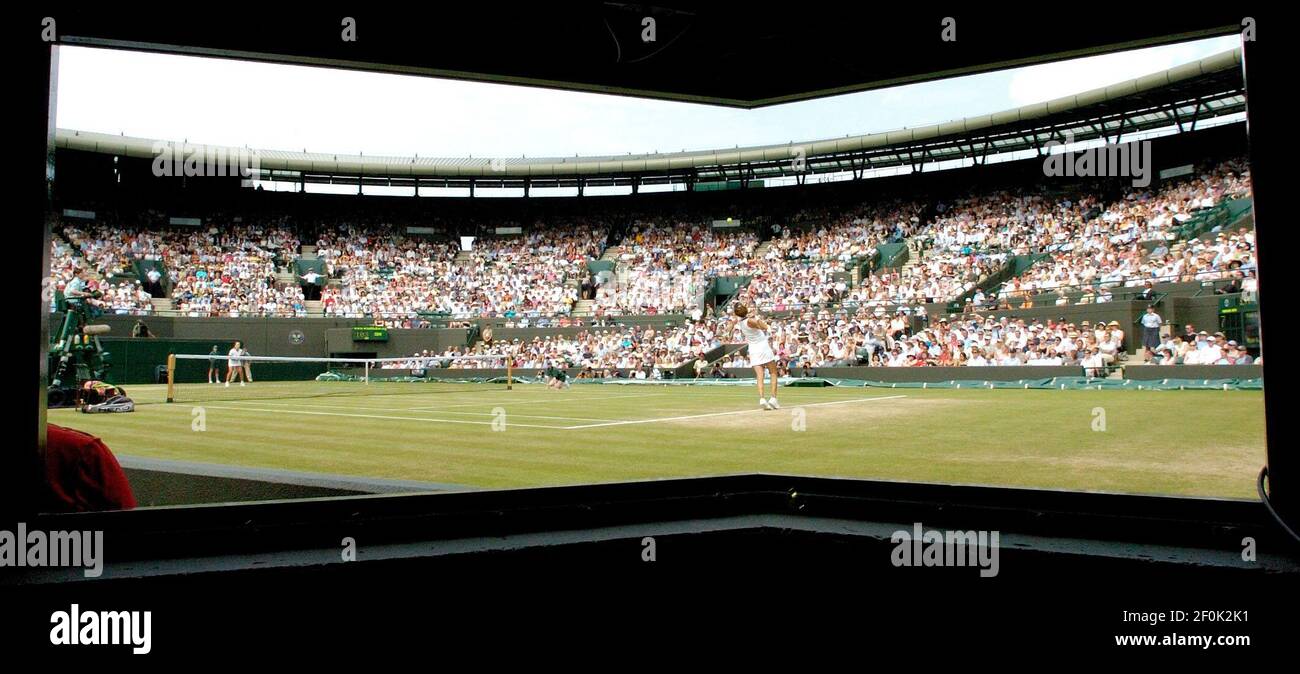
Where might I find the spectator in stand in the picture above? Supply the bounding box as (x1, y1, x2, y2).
(321, 223, 599, 320)
(1139, 305, 1164, 363)
(1183, 332, 1211, 364)
(56, 219, 304, 317)
(1081, 348, 1106, 377)
(300, 268, 323, 301)
(1152, 333, 1179, 365)
(144, 266, 163, 297)
(1226, 341, 1254, 364)
(46, 155, 1258, 370)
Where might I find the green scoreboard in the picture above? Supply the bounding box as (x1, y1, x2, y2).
(351, 325, 390, 342)
(1218, 295, 1260, 351)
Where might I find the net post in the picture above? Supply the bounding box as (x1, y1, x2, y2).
(364, 359, 370, 385)
(506, 352, 513, 391)
(166, 353, 175, 403)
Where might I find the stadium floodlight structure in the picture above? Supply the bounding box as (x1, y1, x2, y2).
(55, 49, 1245, 196)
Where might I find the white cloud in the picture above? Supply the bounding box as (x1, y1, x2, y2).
(1006, 36, 1240, 106)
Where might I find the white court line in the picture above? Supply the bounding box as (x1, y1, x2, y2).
(400, 409, 612, 422)
(206, 401, 609, 422)
(196, 391, 669, 413)
(559, 395, 908, 430)
(202, 405, 570, 429)
(406, 391, 670, 410)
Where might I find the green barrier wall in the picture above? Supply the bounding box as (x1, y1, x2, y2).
(99, 337, 329, 385)
(947, 253, 1049, 312)
(1122, 364, 1261, 381)
(712, 276, 753, 296)
(294, 258, 326, 277)
(131, 259, 165, 282)
(98, 337, 229, 385)
(876, 243, 909, 268)
(856, 249, 883, 277)
(1223, 197, 1253, 225)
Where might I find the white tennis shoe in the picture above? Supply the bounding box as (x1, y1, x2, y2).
(768, 398, 780, 410)
(760, 398, 772, 410)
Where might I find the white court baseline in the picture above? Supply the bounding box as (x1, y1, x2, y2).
(202, 405, 574, 429)
(198, 394, 908, 430)
(560, 395, 908, 430)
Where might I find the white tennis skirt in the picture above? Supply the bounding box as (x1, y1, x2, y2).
(747, 342, 776, 367)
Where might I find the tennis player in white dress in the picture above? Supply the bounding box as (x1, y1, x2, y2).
(732, 304, 780, 410)
(225, 341, 248, 387)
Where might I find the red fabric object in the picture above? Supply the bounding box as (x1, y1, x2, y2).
(44, 424, 137, 512)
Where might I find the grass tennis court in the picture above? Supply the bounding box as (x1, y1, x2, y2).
(48, 381, 1267, 499)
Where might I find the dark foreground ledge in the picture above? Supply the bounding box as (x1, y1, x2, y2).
(3, 474, 1298, 655)
(5, 473, 1298, 584)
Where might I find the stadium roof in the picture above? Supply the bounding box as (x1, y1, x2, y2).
(56, 48, 1244, 189)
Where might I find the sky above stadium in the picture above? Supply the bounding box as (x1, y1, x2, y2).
(55, 36, 1240, 159)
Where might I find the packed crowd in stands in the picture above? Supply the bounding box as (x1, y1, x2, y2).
(51, 220, 303, 316)
(1149, 326, 1256, 366)
(317, 224, 460, 318)
(375, 299, 1262, 376)
(49, 154, 1253, 327)
(706, 309, 1129, 371)
(593, 222, 757, 315)
(965, 158, 1254, 307)
(766, 198, 925, 266)
(375, 306, 1258, 376)
(853, 253, 1006, 307)
(379, 320, 724, 378)
(738, 261, 850, 312)
(168, 224, 304, 317)
(703, 200, 930, 313)
(49, 230, 153, 315)
(321, 223, 602, 319)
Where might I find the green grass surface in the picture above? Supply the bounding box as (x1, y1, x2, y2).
(50, 381, 1267, 498)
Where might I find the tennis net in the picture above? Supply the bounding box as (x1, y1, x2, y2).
(162, 353, 514, 404)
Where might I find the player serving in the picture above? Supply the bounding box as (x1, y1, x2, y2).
(731, 304, 779, 410)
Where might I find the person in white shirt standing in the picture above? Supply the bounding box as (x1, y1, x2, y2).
(1139, 305, 1164, 363)
(145, 267, 163, 297)
(226, 341, 249, 387)
(300, 269, 323, 301)
(731, 304, 780, 410)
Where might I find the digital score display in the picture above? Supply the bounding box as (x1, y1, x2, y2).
(351, 326, 390, 342)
